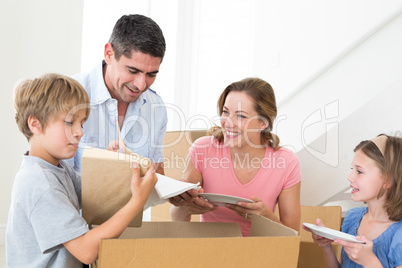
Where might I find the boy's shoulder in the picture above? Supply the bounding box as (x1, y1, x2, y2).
(15, 155, 75, 194)
(17, 155, 53, 180)
(15, 157, 55, 193)
(13, 156, 81, 213)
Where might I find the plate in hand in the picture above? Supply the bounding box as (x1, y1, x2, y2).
(303, 223, 364, 243)
(198, 193, 254, 206)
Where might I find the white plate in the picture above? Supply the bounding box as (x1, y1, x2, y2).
(198, 193, 254, 206)
(303, 223, 364, 243)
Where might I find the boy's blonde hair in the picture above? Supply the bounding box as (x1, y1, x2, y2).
(354, 134, 402, 221)
(14, 73, 90, 141)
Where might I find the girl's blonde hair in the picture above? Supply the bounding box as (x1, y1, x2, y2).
(209, 77, 280, 149)
(14, 73, 90, 141)
(354, 134, 402, 221)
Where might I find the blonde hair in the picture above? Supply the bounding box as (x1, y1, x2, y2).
(14, 73, 90, 141)
(209, 77, 280, 149)
(354, 134, 402, 221)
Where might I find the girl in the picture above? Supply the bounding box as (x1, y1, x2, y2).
(304, 134, 402, 267)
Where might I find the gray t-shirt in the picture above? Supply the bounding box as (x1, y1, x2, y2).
(6, 154, 89, 267)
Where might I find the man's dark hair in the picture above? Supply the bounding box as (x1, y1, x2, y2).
(109, 14, 166, 61)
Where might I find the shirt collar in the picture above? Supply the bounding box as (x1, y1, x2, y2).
(89, 60, 112, 104)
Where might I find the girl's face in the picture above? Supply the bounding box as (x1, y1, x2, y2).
(348, 149, 385, 203)
(220, 91, 267, 148)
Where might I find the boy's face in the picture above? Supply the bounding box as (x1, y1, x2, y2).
(31, 109, 87, 166)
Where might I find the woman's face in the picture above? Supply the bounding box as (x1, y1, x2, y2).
(220, 91, 267, 149)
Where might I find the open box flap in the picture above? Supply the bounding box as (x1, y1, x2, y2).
(81, 147, 145, 227)
(250, 213, 298, 237)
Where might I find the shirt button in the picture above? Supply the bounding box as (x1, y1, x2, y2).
(108, 103, 116, 112)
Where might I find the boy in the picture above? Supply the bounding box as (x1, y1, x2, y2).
(6, 73, 157, 267)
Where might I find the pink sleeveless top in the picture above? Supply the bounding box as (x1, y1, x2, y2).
(190, 136, 301, 236)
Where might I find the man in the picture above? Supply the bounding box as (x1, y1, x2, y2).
(68, 14, 167, 174)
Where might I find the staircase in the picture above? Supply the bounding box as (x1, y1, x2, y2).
(277, 12, 402, 210)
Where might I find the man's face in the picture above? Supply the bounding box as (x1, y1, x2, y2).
(104, 43, 162, 103)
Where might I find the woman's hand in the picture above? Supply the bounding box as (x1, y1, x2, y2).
(169, 188, 200, 206)
(225, 196, 270, 221)
(169, 188, 218, 215)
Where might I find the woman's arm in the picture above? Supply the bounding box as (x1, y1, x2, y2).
(170, 156, 216, 221)
(228, 181, 301, 228)
(277, 181, 301, 232)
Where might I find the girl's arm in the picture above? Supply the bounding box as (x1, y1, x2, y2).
(63, 163, 157, 264)
(303, 219, 340, 268)
(321, 245, 341, 268)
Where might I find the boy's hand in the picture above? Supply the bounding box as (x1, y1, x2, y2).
(130, 162, 157, 203)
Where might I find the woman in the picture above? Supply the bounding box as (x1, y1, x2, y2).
(170, 77, 301, 236)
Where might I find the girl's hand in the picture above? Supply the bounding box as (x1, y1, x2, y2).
(225, 196, 270, 221)
(302, 219, 334, 248)
(335, 236, 379, 267)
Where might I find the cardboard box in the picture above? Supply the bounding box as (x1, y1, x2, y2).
(95, 214, 300, 267)
(298, 206, 342, 268)
(163, 130, 208, 180)
(82, 147, 146, 227)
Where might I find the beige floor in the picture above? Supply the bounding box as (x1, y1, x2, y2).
(0, 245, 5, 268)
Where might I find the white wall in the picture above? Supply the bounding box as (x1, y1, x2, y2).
(279, 11, 402, 153)
(0, 0, 84, 245)
(298, 79, 402, 206)
(80, 0, 151, 72)
(164, 0, 402, 131)
(277, 13, 402, 205)
(253, 0, 402, 105)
